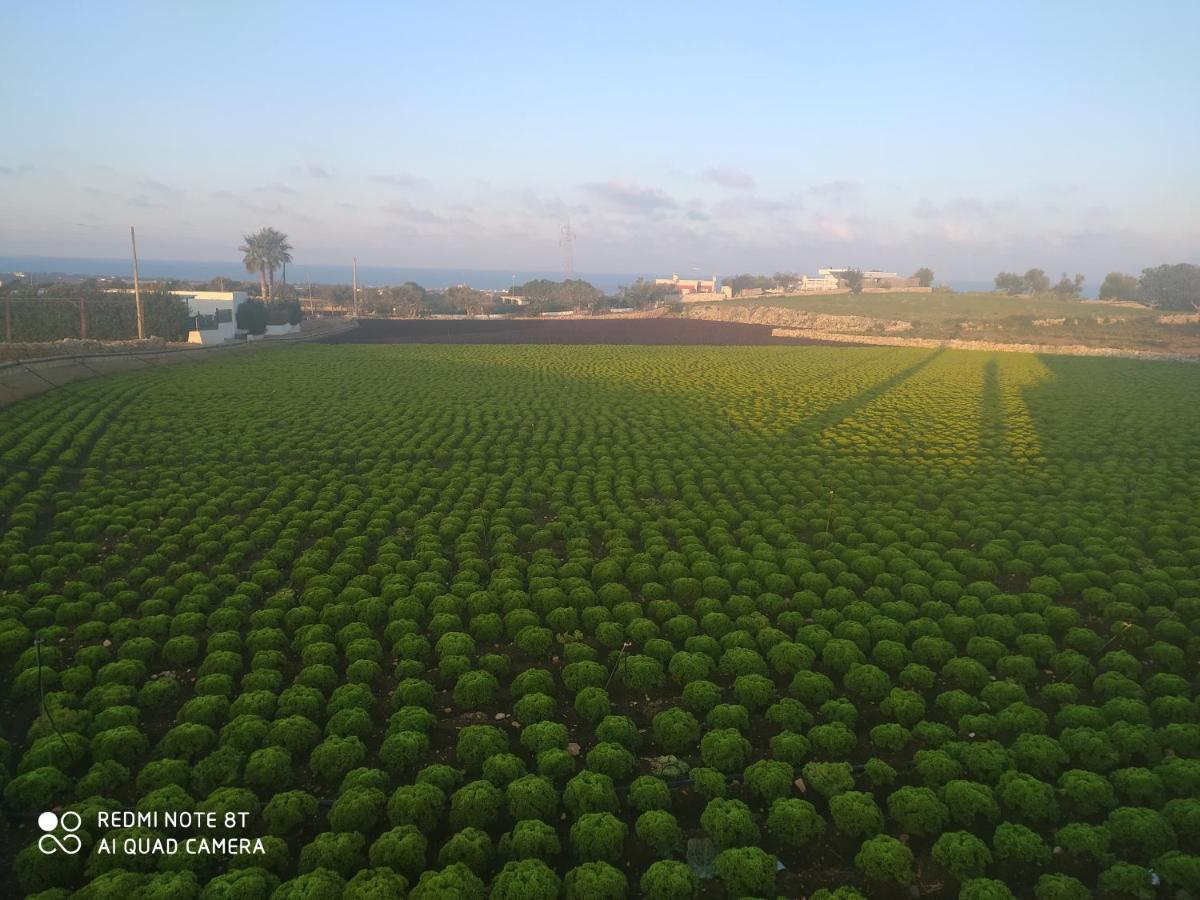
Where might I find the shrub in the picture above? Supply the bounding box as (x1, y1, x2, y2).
(368, 825, 426, 876)
(1033, 874, 1090, 900)
(563, 861, 627, 900)
(343, 868, 408, 900)
(500, 819, 560, 862)
(652, 709, 700, 754)
(408, 863, 485, 900)
(993, 825, 1051, 868)
(855, 834, 914, 886)
(887, 786, 949, 836)
(1106, 806, 1176, 861)
(744, 759, 794, 803)
(449, 780, 502, 830)
(689, 767, 726, 800)
(640, 860, 697, 900)
(830, 791, 884, 838)
(713, 846, 777, 897)
(298, 832, 365, 878)
(490, 860, 560, 900)
(700, 797, 759, 849)
(387, 782, 444, 831)
(507, 775, 558, 822)
(802, 761, 856, 798)
(564, 771, 620, 818)
(628, 775, 672, 812)
(766, 798, 825, 845)
(456, 725, 507, 772)
(586, 741, 636, 780)
(636, 809, 683, 857)
(699, 728, 751, 773)
(571, 812, 627, 863)
(437, 827, 493, 875)
(574, 687, 611, 723)
(453, 671, 498, 710)
(931, 830, 992, 880)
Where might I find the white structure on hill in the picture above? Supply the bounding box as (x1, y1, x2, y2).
(171, 290, 247, 344)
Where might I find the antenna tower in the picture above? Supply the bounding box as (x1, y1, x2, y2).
(559, 223, 576, 279)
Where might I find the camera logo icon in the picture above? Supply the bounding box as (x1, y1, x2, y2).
(38, 811, 82, 855)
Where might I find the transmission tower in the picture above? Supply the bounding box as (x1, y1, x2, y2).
(559, 223, 576, 279)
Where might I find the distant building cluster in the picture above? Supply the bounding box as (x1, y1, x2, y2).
(655, 274, 733, 301)
(802, 269, 921, 291)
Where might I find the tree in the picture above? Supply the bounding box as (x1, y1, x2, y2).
(839, 268, 864, 294)
(1052, 273, 1086, 298)
(394, 282, 427, 316)
(445, 285, 491, 317)
(773, 272, 799, 289)
(1098, 272, 1139, 301)
(721, 274, 775, 295)
(617, 278, 675, 309)
(995, 272, 1026, 295)
(913, 267, 934, 287)
(1138, 263, 1200, 311)
(1023, 269, 1051, 293)
(263, 228, 293, 300)
(236, 298, 268, 335)
(239, 230, 271, 300)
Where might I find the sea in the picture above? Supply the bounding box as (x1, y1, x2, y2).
(0, 257, 1097, 298)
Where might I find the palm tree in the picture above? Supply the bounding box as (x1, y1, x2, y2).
(239, 230, 270, 300)
(263, 228, 293, 301)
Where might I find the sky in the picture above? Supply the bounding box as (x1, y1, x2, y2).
(1, 1, 1198, 281)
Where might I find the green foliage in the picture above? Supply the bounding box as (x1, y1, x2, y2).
(700, 797, 760, 849)
(640, 860, 697, 900)
(570, 812, 628, 863)
(713, 846, 777, 897)
(931, 830, 992, 880)
(767, 797, 825, 845)
(855, 835, 914, 885)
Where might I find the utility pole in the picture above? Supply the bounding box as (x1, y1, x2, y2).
(4, 295, 11, 343)
(352, 257, 359, 318)
(130, 226, 145, 339)
(79, 298, 87, 339)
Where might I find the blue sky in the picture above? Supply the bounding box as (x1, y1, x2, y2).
(1, 1, 1197, 280)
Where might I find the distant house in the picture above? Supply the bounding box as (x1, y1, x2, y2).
(800, 270, 843, 291)
(655, 274, 724, 296)
(171, 290, 246, 344)
(499, 294, 529, 306)
(801, 269, 921, 291)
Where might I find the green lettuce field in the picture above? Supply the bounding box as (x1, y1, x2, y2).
(2, 344, 1199, 899)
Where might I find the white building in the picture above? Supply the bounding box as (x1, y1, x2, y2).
(800, 270, 843, 291)
(171, 290, 246, 344)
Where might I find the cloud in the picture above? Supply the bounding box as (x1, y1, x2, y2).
(711, 194, 798, 218)
(0, 164, 34, 176)
(379, 200, 449, 223)
(255, 183, 298, 195)
(581, 180, 678, 214)
(817, 219, 856, 242)
(128, 195, 164, 209)
(306, 162, 332, 179)
(702, 166, 755, 190)
(369, 173, 424, 188)
(140, 178, 175, 193)
(808, 180, 860, 202)
(687, 209, 710, 222)
(914, 196, 1015, 220)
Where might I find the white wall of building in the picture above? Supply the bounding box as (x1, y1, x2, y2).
(171, 291, 246, 344)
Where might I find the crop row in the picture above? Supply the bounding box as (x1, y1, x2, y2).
(0, 345, 1198, 900)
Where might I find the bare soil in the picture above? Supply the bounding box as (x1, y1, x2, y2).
(318, 318, 858, 346)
